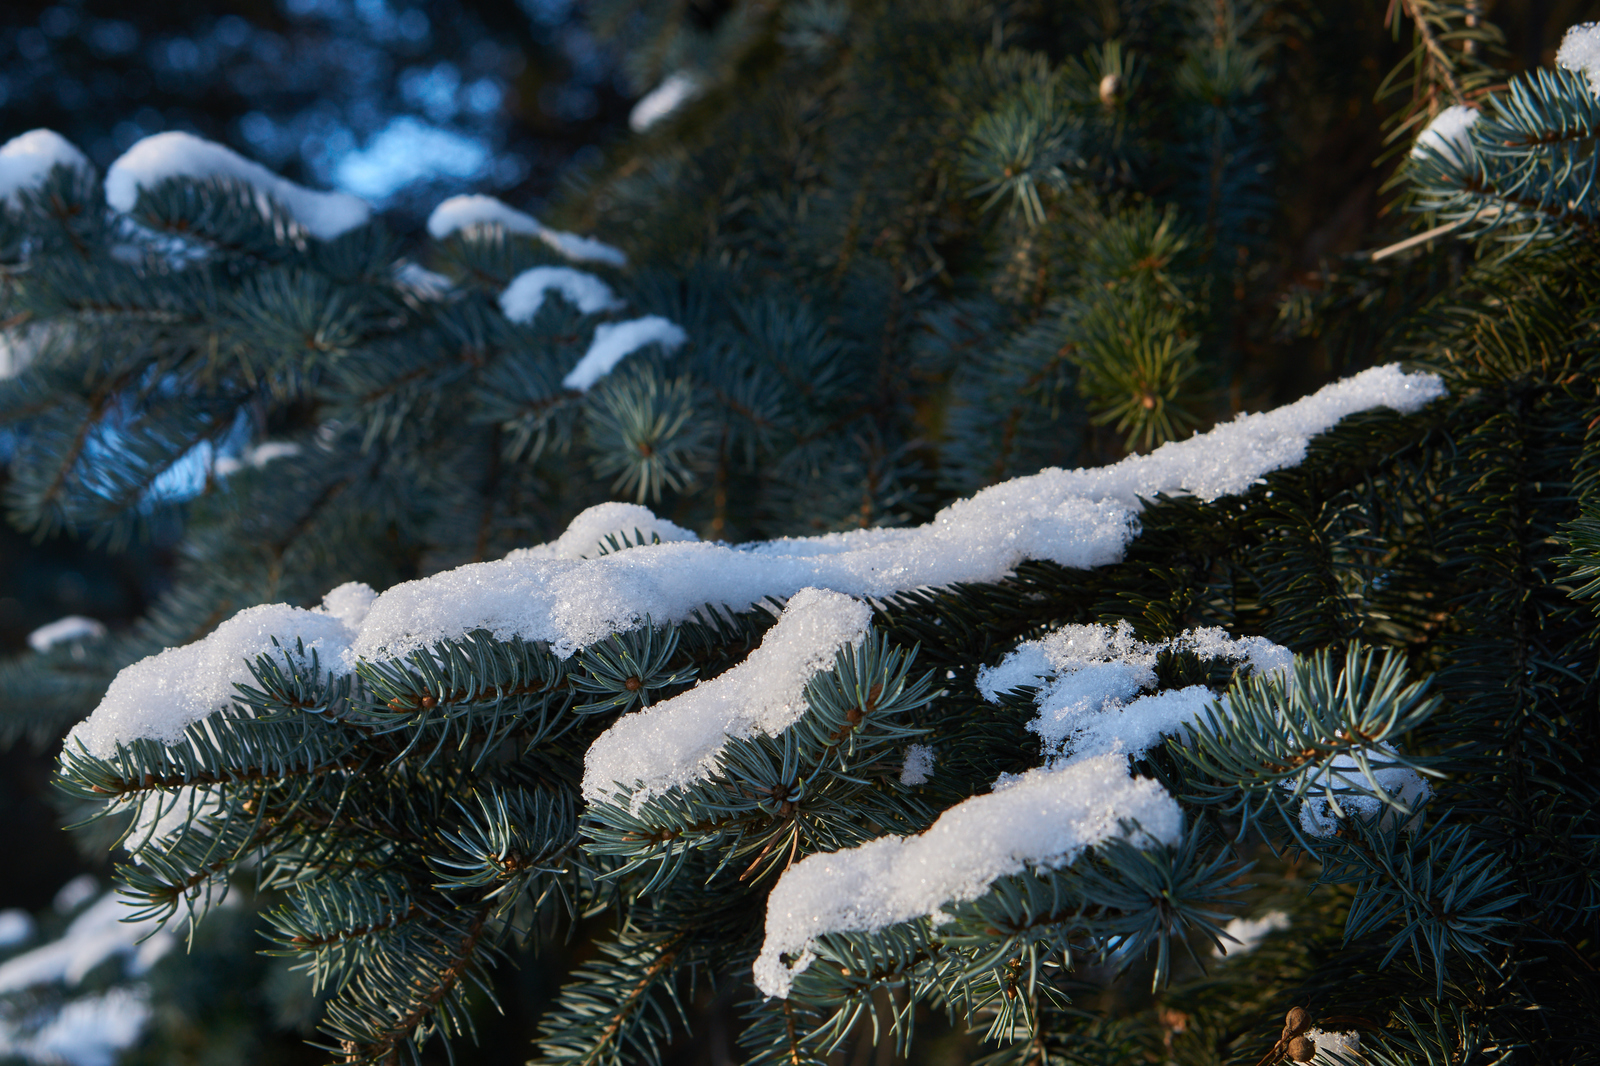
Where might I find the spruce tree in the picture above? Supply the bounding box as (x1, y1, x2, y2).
(2, 2, 1598, 1065)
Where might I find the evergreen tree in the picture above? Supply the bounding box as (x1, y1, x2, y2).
(2, 2, 1599, 1065)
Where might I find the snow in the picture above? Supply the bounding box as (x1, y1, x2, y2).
(69, 367, 1441, 758)
(65, 585, 377, 760)
(28, 616, 107, 653)
(1301, 1029, 1362, 1064)
(0, 129, 90, 209)
(582, 588, 873, 805)
(105, 132, 370, 240)
(511, 502, 700, 561)
(563, 316, 688, 391)
(0, 891, 173, 994)
(394, 260, 453, 298)
(426, 193, 542, 239)
(1412, 105, 1478, 167)
(425, 194, 628, 267)
(0, 910, 34, 949)
(500, 266, 624, 322)
(1216, 910, 1290, 956)
(752, 752, 1182, 998)
(980, 623, 1291, 762)
(750, 622, 1292, 997)
(629, 72, 703, 132)
(1297, 748, 1431, 837)
(1557, 23, 1600, 95)
(540, 230, 628, 268)
(0, 986, 152, 1066)
(213, 440, 301, 477)
(52, 877, 98, 915)
(899, 743, 935, 785)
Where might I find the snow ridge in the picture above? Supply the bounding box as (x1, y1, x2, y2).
(426, 194, 627, 267)
(0, 129, 90, 209)
(105, 132, 370, 240)
(65, 366, 1443, 767)
(582, 588, 873, 806)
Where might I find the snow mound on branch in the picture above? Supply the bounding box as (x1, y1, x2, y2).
(1412, 105, 1479, 167)
(511, 502, 699, 561)
(0, 891, 172, 994)
(0, 129, 90, 208)
(630, 72, 703, 132)
(105, 132, 369, 240)
(1217, 910, 1290, 956)
(0, 986, 152, 1066)
(752, 752, 1181, 998)
(753, 622, 1293, 998)
(1297, 748, 1431, 837)
(65, 584, 376, 760)
(583, 588, 872, 805)
(1558, 23, 1600, 95)
(980, 622, 1291, 761)
(28, 616, 106, 653)
(500, 266, 623, 321)
(69, 366, 1443, 755)
(426, 194, 627, 267)
(900, 743, 935, 785)
(565, 316, 688, 391)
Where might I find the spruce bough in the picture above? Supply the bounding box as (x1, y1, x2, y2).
(2, 2, 1598, 1064)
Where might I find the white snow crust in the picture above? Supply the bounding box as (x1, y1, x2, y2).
(629, 72, 703, 132)
(1412, 105, 1479, 167)
(582, 588, 872, 805)
(395, 260, 453, 298)
(564, 316, 688, 391)
(68, 366, 1443, 758)
(426, 194, 627, 266)
(500, 266, 623, 322)
(213, 440, 301, 477)
(752, 753, 1181, 998)
(752, 622, 1292, 998)
(1302, 1029, 1362, 1064)
(28, 616, 107, 653)
(1297, 748, 1431, 837)
(105, 132, 370, 240)
(0, 891, 173, 995)
(0, 129, 90, 208)
(1217, 910, 1290, 956)
(899, 743, 935, 785)
(1558, 23, 1600, 94)
(980, 622, 1291, 762)
(66, 584, 376, 760)
(0, 910, 34, 949)
(0, 986, 152, 1066)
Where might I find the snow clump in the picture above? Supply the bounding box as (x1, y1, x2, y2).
(899, 743, 935, 785)
(564, 316, 688, 391)
(500, 266, 624, 322)
(28, 616, 107, 653)
(426, 194, 627, 267)
(583, 588, 873, 806)
(66, 365, 1444, 758)
(752, 752, 1182, 998)
(0, 129, 90, 209)
(1412, 105, 1479, 167)
(1216, 910, 1290, 956)
(630, 72, 703, 132)
(1557, 22, 1600, 94)
(105, 132, 370, 240)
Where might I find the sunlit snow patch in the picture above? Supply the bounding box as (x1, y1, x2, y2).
(426, 193, 627, 267)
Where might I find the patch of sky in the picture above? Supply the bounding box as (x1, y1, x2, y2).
(333, 116, 489, 202)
